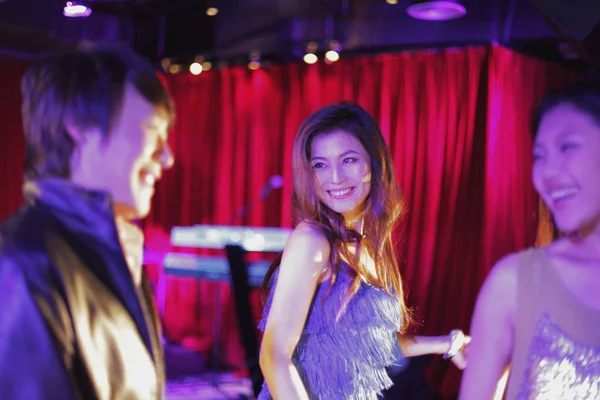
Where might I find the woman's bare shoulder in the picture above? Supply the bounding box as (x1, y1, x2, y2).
(288, 221, 330, 248)
(280, 221, 331, 273)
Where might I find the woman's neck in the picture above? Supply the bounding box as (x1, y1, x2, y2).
(344, 216, 364, 236)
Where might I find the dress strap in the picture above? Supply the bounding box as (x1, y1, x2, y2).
(505, 247, 544, 399)
(515, 248, 543, 335)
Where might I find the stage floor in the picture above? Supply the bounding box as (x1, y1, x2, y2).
(165, 343, 253, 400)
(166, 373, 252, 400)
(163, 342, 441, 400)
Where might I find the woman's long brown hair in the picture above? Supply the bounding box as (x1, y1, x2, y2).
(262, 102, 411, 331)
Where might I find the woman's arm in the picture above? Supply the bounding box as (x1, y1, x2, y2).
(397, 331, 469, 369)
(397, 334, 454, 357)
(259, 222, 330, 400)
(459, 254, 519, 399)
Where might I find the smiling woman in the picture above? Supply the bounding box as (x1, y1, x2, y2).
(257, 102, 468, 400)
(460, 80, 600, 399)
(532, 102, 600, 235)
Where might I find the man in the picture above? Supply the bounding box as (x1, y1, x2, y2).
(0, 43, 175, 399)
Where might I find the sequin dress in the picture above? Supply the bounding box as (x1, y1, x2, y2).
(505, 248, 600, 400)
(257, 267, 405, 400)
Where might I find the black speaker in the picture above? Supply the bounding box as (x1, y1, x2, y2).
(530, 0, 600, 67)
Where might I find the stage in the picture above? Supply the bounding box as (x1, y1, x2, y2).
(165, 343, 253, 400)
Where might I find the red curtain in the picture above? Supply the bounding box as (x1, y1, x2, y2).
(0, 46, 579, 398)
(428, 46, 579, 394)
(0, 58, 25, 219)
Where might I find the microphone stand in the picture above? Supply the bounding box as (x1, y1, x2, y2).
(209, 179, 281, 388)
(229, 184, 275, 225)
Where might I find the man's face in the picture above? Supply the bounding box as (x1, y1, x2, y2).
(70, 84, 174, 219)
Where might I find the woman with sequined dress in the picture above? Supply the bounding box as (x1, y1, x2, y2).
(460, 81, 600, 399)
(257, 103, 468, 400)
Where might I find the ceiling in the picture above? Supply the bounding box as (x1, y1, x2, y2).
(0, 0, 587, 68)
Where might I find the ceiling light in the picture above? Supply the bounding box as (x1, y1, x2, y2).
(63, 1, 92, 18)
(406, 1, 466, 21)
(189, 62, 203, 75)
(303, 53, 318, 64)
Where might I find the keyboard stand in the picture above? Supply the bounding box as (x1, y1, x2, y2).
(225, 244, 263, 397)
(154, 224, 290, 398)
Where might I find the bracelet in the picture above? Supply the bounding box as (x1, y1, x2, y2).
(443, 329, 465, 360)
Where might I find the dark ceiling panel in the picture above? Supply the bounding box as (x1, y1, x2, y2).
(0, 0, 580, 68)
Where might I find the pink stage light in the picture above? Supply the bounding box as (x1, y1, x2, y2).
(407, 1, 466, 21)
(63, 2, 92, 18)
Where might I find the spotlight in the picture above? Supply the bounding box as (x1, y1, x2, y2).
(248, 52, 261, 70)
(303, 53, 318, 64)
(306, 41, 318, 54)
(206, 7, 218, 16)
(189, 62, 203, 75)
(160, 58, 171, 72)
(201, 61, 212, 72)
(325, 50, 339, 63)
(386, 0, 398, 4)
(63, 1, 91, 17)
(303, 41, 319, 64)
(325, 40, 342, 63)
(406, 0, 466, 21)
(329, 40, 342, 51)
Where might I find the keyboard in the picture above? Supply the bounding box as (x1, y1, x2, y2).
(169, 224, 291, 252)
(163, 252, 270, 287)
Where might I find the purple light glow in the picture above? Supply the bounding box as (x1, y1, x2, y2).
(63, 2, 92, 18)
(406, 1, 466, 21)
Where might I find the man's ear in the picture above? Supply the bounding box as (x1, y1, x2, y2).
(64, 121, 105, 148)
(64, 120, 87, 144)
(64, 121, 103, 172)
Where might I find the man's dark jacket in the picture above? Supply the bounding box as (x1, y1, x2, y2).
(0, 179, 164, 399)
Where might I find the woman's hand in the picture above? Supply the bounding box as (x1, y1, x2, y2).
(448, 334, 470, 370)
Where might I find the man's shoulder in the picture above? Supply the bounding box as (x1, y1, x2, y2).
(1, 205, 55, 249)
(0, 206, 57, 286)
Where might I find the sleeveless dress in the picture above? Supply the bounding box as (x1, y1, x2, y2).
(505, 248, 600, 400)
(257, 267, 405, 400)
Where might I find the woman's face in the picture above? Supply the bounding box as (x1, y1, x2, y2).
(532, 103, 600, 234)
(310, 130, 372, 222)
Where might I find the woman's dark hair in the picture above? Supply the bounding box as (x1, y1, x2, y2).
(532, 79, 600, 137)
